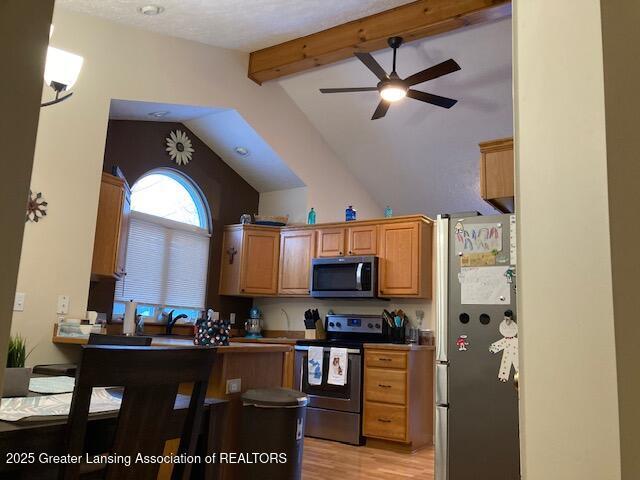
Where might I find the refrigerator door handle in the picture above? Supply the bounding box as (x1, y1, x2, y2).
(435, 363, 448, 406)
(435, 215, 449, 362)
(435, 405, 448, 480)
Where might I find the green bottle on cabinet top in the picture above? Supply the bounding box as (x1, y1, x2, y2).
(384, 205, 393, 218)
(307, 207, 316, 225)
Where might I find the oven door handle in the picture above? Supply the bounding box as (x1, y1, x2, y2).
(356, 263, 364, 291)
(294, 346, 361, 355)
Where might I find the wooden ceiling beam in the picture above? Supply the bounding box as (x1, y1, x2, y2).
(248, 0, 511, 84)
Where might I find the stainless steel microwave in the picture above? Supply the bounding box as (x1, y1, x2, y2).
(310, 256, 378, 298)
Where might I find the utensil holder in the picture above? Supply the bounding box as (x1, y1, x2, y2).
(389, 326, 406, 344)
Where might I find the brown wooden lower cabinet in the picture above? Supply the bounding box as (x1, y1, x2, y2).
(363, 345, 434, 451)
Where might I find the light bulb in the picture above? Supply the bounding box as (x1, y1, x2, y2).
(380, 85, 407, 102)
(44, 47, 84, 90)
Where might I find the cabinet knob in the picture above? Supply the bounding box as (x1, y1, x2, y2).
(241, 288, 245, 293)
(339, 251, 343, 255)
(348, 250, 352, 255)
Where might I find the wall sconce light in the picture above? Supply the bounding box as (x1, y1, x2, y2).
(41, 47, 84, 107)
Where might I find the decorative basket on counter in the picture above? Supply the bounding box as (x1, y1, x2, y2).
(194, 319, 230, 346)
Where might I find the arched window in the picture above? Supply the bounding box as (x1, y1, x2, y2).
(114, 169, 210, 323)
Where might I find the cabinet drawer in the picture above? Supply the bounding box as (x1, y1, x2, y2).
(364, 402, 407, 441)
(365, 367, 407, 405)
(365, 350, 407, 369)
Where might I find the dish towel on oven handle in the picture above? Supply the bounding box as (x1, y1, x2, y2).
(327, 347, 348, 386)
(308, 346, 324, 385)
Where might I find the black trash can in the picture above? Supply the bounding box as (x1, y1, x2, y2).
(238, 387, 308, 480)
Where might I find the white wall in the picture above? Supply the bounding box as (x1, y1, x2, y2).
(514, 0, 621, 478)
(278, 18, 513, 217)
(13, 8, 380, 366)
(255, 297, 433, 333)
(258, 187, 309, 225)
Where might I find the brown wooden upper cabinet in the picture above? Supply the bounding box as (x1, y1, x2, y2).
(219, 225, 280, 296)
(278, 229, 316, 296)
(378, 220, 432, 298)
(316, 227, 346, 257)
(91, 172, 131, 279)
(219, 215, 432, 299)
(479, 137, 514, 213)
(316, 224, 378, 257)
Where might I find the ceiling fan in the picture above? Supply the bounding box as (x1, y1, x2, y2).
(319, 36, 461, 120)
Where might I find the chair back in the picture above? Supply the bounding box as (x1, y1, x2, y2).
(88, 333, 152, 346)
(62, 345, 215, 480)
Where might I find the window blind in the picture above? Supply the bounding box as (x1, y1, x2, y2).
(115, 211, 210, 310)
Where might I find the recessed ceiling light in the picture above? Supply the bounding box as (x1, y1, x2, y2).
(234, 146, 250, 156)
(148, 110, 170, 118)
(138, 5, 165, 15)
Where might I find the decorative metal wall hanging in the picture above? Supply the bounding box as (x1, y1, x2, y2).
(165, 130, 194, 166)
(26, 190, 48, 222)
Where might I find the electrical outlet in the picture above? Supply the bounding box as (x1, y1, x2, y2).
(13, 292, 25, 312)
(229, 313, 236, 325)
(226, 378, 241, 394)
(57, 295, 70, 315)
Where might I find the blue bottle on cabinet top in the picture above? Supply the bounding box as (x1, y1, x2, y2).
(307, 207, 316, 225)
(384, 205, 393, 218)
(345, 205, 357, 222)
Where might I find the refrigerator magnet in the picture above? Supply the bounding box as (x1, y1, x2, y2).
(456, 335, 469, 351)
(489, 318, 519, 382)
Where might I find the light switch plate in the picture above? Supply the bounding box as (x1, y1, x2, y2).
(226, 378, 241, 394)
(57, 295, 70, 315)
(230, 313, 236, 325)
(14, 292, 25, 312)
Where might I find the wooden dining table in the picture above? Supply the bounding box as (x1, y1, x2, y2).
(0, 391, 227, 479)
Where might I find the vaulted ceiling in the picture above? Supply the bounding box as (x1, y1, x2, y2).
(278, 17, 513, 216)
(67, 1, 512, 216)
(56, 0, 411, 51)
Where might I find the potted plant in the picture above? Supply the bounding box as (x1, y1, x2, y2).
(3, 335, 33, 397)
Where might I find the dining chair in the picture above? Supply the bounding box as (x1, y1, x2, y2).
(33, 334, 152, 377)
(61, 345, 216, 480)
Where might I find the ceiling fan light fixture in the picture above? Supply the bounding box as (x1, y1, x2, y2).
(380, 85, 407, 102)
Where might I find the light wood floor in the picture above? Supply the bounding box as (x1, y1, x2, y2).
(303, 438, 434, 479)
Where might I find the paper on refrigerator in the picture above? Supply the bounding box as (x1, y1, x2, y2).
(459, 266, 511, 305)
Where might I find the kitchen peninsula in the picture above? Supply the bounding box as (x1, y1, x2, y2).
(52, 331, 292, 479)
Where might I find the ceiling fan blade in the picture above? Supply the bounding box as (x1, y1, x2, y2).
(404, 59, 461, 87)
(319, 87, 379, 93)
(371, 100, 391, 120)
(354, 52, 389, 81)
(407, 89, 458, 108)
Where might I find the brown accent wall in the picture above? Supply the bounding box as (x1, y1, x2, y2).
(89, 119, 258, 321)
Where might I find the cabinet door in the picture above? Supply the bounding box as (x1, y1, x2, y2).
(347, 225, 377, 256)
(218, 228, 243, 295)
(316, 228, 345, 257)
(240, 229, 280, 295)
(378, 222, 420, 296)
(279, 229, 315, 296)
(115, 189, 131, 277)
(91, 174, 126, 278)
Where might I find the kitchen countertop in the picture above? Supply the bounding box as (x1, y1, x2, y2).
(363, 343, 435, 351)
(230, 337, 299, 345)
(52, 331, 292, 353)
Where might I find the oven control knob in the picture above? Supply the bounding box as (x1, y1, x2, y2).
(329, 322, 335, 327)
(375, 323, 381, 329)
(368, 323, 373, 328)
(336, 322, 342, 328)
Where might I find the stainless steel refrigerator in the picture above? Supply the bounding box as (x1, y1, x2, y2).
(435, 213, 520, 480)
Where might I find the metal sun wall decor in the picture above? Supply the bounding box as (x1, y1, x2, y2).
(26, 190, 48, 223)
(165, 130, 194, 166)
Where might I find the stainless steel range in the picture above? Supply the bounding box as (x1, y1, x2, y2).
(294, 313, 388, 445)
